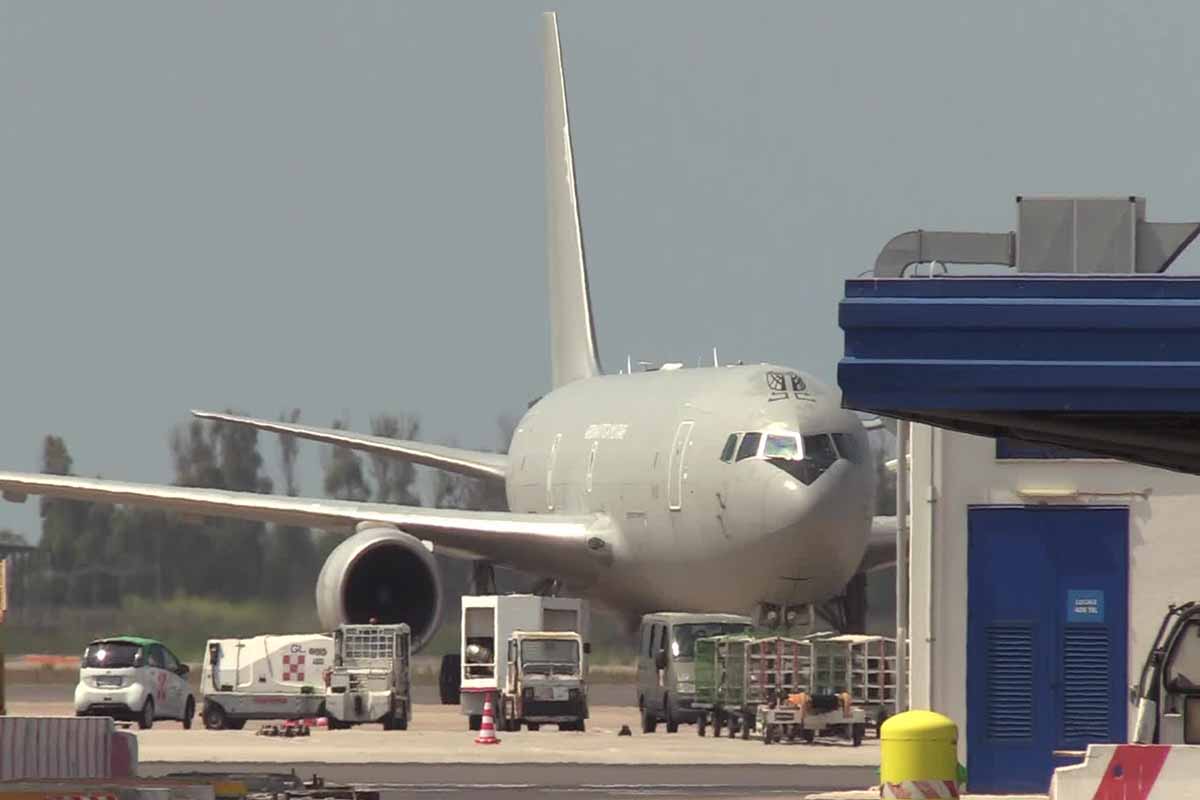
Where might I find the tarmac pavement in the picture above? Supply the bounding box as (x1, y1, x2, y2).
(8, 682, 882, 796)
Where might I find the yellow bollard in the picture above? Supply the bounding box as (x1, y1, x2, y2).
(879, 710, 959, 798)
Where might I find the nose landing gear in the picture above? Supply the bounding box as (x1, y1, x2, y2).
(754, 602, 816, 631)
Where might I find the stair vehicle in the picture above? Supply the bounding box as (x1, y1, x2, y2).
(498, 630, 587, 731)
(459, 594, 590, 731)
(323, 623, 412, 730)
(1133, 601, 1200, 744)
(637, 612, 753, 733)
(76, 636, 195, 730)
(200, 633, 331, 730)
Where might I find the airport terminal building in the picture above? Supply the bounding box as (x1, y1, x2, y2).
(906, 424, 1200, 790)
(840, 195, 1200, 792)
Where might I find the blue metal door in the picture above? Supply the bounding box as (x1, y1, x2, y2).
(966, 506, 1128, 794)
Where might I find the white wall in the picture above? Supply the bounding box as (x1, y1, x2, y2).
(907, 423, 1200, 760)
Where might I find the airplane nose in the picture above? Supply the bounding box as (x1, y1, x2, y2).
(763, 469, 819, 535)
(759, 463, 869, 596)
(763, 462, 867, 553)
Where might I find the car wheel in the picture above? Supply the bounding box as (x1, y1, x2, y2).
(640, 704, 657, 734)
(182, 697, 195, 730)
(138, 698, 155, 730)
(203, 703, 228, 730)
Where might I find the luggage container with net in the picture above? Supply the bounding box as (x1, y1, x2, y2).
(323, 623, 411, 730)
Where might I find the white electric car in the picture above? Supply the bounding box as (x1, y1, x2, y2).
(75, 636, 195, 729)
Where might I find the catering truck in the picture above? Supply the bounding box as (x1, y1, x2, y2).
(200, 633, 332, 730)
(458, 594, 589, 730)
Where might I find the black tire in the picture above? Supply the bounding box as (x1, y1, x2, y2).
(138, 698, 155, 730)
(182, 697, 195, 730)
(802, 727, 815, 744)
(526, 722, 540, 731)
(202, 703, 227, 730)
(469, 714, 482, 731)
(640, 705, 657, 734)
(384, 708, 409, 731)
(852, 722, 865, 747)
(664, 695, 678, 733)
(439, 654, 462, 705)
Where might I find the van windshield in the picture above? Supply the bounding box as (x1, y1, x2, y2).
(83, 642, 143, 669)
(672, 623, 752, 659)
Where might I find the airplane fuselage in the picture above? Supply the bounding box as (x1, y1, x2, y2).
(506, 363, 875, 619)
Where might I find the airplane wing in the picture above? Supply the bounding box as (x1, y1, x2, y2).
(192, 410, 508, 481)
(858, 515, 898, 573)
(0, 471, 613, 578)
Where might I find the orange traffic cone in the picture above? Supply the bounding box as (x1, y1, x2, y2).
(475, 693, 502, 744)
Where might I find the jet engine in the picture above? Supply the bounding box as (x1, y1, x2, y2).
(315, 522, 443, 652)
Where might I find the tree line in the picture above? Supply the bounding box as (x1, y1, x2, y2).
(20, 411, 513, 608)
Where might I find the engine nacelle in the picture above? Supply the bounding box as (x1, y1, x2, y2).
(315, 523, 443, 652)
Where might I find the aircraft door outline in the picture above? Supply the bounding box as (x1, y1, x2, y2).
(667, 421, 694, 511)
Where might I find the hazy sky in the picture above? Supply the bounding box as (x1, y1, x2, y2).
(4, 1, 1200, 538)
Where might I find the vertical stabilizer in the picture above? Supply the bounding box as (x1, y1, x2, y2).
(543, 12, 601, 387)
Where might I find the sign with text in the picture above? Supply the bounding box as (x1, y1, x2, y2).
(1066, 589, 1105, 623)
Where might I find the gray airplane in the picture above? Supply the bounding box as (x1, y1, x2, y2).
(0, 13, 889, 651)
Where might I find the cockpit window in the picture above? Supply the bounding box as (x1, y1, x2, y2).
(803, 435, 838, 473)
(720, 434, 738, 463)
(761, 432, 840, 485)
(763, 434, 799, 460)
(736, 432, 761, 461)
(832, 432, 860, 463)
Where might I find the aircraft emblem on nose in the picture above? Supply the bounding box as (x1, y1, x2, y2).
(766, 371, 811, 402)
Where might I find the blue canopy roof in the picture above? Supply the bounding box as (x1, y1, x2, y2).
(838, 276, 1200, 474)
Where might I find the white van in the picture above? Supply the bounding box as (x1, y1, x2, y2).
(636, 612, 752, 732)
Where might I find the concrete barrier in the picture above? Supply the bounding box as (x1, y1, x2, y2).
(1050, 743, 1200, 799)
(109, 731, 138, 779)
(0, 717, 113, 780)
